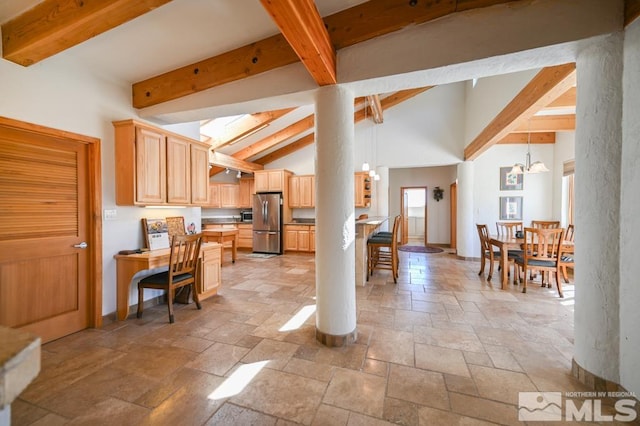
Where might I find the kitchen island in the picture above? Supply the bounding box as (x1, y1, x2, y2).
(355, 216, 388, 286)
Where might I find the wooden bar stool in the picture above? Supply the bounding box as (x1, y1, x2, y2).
(367, 215, 401, 283)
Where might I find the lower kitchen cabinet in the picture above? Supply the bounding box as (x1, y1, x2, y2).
(199, 243, 222, 300)
(237, 223, 253, 249)
(284, 224, 315, 252)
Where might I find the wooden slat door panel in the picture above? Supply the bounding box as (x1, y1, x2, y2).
(0, 126, 89, 342)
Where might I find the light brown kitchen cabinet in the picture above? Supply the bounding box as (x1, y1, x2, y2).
(190, 143, 211, 205)
(354, 171, 372, 208)
(254, 169, 292, 192)
(289, 175, 315, 208)
(208, 183, 221, 208)
(310, 225, 315, 251)
(237, 223, 253, 249)
(133, 126, 166, 204)
(198, 243, 222, 300)
(284, 224, 314, 252)
(238, 178, 255, 208)
(166, 136, 190, 204)
(220, 183, 240, 208)
(113, 119, 210, 206)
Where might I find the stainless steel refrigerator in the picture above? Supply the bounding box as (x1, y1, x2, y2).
(252, 192, 283, 254)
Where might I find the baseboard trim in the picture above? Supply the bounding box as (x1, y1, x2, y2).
(571, 358, 636, 398)
(316, 327, 357, 347)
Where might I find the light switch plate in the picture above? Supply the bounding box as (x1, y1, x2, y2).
(103, 209, 117, 220)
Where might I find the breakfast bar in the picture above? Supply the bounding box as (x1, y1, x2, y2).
(355, 216, 388, 286)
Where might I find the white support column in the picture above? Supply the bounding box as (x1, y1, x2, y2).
(574, 32, 623, 385)
(620, 18, 640, 398)
(314, 85, 357, 347)
(456, 161, 475, 259)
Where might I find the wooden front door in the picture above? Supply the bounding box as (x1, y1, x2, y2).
(0, 118, 101, 343)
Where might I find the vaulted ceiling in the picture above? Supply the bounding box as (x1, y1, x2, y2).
(2, 0, 638, 173)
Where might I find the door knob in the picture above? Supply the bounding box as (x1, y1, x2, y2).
(73, 242, 88, 249)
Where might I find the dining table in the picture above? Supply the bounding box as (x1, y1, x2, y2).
(488, 234, 574, 289)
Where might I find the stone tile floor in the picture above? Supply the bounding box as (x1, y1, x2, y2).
(12, 250, 621, 425)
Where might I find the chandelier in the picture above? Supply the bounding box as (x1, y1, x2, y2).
(510, 119, 549, 174)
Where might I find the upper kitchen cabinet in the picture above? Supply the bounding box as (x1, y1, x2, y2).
(238, 177, 255, 208)
(254, 169, 292, 192)
(289, 175, 315, 208)
(190, 143, 210, 206)
(113, 119, 210, 206)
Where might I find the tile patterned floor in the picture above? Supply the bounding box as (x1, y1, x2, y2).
(12, 250, 614, 425)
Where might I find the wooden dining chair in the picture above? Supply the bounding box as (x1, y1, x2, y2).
(514, 227, 566, 297)
(496, 221, 523, 238)
(367, 215, 401, 283)
(531, 220, 560, 229)
(476, 224, 501, 280)
(560, 224, 575, 283)
(528, 220, 561, 280)
(137, 233, 203, 323)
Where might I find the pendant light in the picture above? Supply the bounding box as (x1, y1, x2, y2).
(511, 119, 549, 174)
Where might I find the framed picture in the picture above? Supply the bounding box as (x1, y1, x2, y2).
(142, 218, 170, 250)
(500, 166, 523, 191)
(166, 216, 186, 239)
(500, 196, 523, 220)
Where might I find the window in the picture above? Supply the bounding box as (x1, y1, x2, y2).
(562, 160, 575, 226)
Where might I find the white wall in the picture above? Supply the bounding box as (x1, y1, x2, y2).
(389, 166, 457, 245)
(0, 56, 203, 315)
(464, 69, 539, 144)
(376, 84, 466, 167)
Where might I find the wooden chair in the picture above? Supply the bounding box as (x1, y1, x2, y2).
(528, 220, 560, 280)
(514, 227, 566, 297)
(496, 221, 523, 238)
(137, 233, 203, 323)
(558, 234, 575, 287)
(560, 224, 575, 283)
(367, 215, 401, 283)
(476, 224, 504, 280)
(531, 220, 560, 229)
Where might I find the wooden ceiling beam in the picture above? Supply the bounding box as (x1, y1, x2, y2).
(625, 0, 640, 26)
(133, 33, 299, 109)
(250, 86, 434, 167)
(464, 63, 576, 161)
(209, 151, 264, 174)
(208, 107, 295, 150)
(1, 0, 173, 66)
(367, 95, 384, 123)
(232, 115, 315, 161)
(380, 87, 434, 109)
(133, 0, 515, 108)
(254, 134, 315, 166)
(545, 87, 576, 109)
(498, 132, 556, 144)
(512, 114, 576, 132)
(259, 0, 336, 86)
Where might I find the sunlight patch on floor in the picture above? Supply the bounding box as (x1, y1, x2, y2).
(208, 361, 269, 400)
(279, 305, 316, 332)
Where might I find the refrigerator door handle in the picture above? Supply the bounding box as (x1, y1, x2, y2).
(263, 201, 268, 226)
